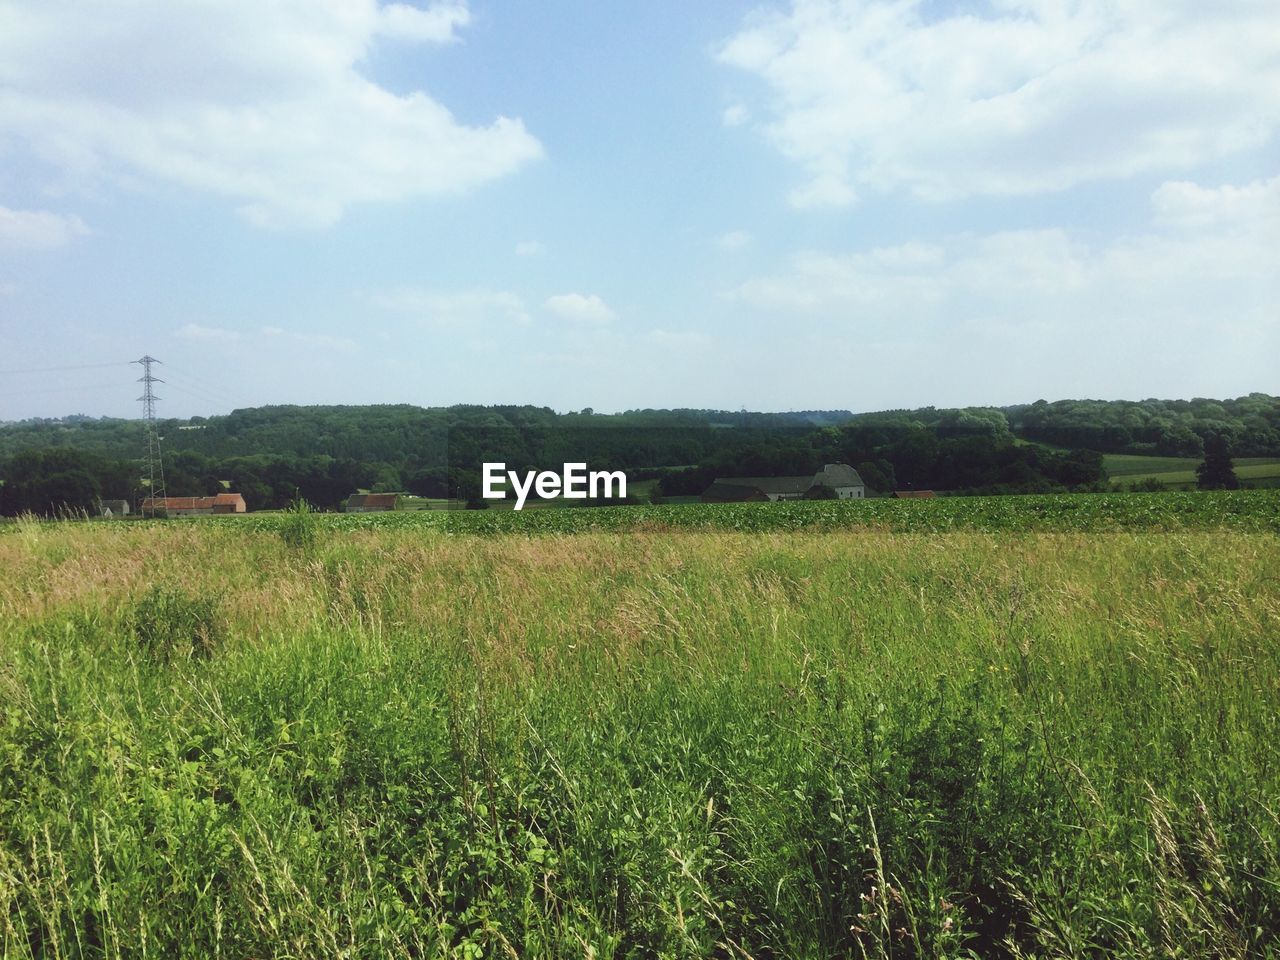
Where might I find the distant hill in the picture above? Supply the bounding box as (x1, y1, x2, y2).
(2, 395, 1276, 463)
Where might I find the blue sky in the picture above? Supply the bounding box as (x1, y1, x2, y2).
(1, 0, 1277, 420)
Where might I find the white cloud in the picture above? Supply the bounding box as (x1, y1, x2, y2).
(373, 288, 531, 327)
(718, 1, 1280, 206)
(716, 229, 753, 250)
(722, 104, 750, 127)
(0, 0, 542, 228)
(1152, 175, 1280, 229)
(515, 240, 546, 257)
(176, 323, 240, 341)
(0, 206, 89, 250)
(545, 293, 616, 324)
(377, 1, 468, 43)
(727, 176, 1280, 381)
(708, 178, 1278, 405)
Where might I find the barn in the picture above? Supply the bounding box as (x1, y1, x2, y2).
(701, 463, 866, 503)
(141, 493, 247, 515)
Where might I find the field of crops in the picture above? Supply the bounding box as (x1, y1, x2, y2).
(2, 494, 1279, 957)
(233, 488, 1280, 535)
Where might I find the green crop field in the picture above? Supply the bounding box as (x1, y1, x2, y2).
(2, 493, 1279, 957)
(1102, 453, 1205, 476)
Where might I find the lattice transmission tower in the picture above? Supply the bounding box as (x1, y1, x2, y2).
(135, 355, 168, 516)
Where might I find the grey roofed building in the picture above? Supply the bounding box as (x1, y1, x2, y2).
(814, 463, 863, 491)
(701, 463, 866, 503)
(98, 499, 130, 517)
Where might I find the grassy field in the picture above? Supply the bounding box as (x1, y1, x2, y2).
(1104, 454, 1280, 489)
(2, 497, 1279, 957)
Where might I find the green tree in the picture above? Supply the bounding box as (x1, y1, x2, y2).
(1196, 435, 1239, 490)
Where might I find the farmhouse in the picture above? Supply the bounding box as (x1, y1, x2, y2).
(345, 492, 399, 513)
(141, 493, 246, 516)
(97, 499, 130, 517)
(701, 463, 866, 503)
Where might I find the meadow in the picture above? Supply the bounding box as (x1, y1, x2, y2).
(1101, 455, 1280, 490)
(2, 493, 1279, 957)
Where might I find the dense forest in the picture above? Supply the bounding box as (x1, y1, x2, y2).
(1, 394, 1276, 514)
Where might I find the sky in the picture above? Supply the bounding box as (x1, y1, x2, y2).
(0, 0, 1277, 420)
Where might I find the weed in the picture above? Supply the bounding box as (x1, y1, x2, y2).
(278, 498, 320, 552)
(124, 584, 226, 661)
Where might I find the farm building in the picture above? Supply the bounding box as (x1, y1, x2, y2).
(894, 490, 936, 499)
(701, 463, 866, 503)
(97, 499, 130, 517)
(345, 492, 399, 512)
(140, 493, 247, 516)
(700, 481, 770, 503)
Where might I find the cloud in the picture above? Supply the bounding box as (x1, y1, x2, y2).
(176, 323, 240, 341)
(0, 206, 89, 250)
(0, 0, 542, 228)
(722, 104, 750, 127)
(373, 288, 531, 327)
(376, 1, 469, 43)
(545, 293, 616, 324)
(727, 176, 1280, 370)
(716, 229, 753, 250)
(515, 240, 545, 257)
(709, 177, 1279, 405)
(1152, 175, 1280, 229)
(718, 1, 1280, 206)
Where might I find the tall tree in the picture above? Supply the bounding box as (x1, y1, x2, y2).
(1196, 435, 1240, 490)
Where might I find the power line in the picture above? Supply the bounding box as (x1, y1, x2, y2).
(163, 379, 238, 410)
(161, 361, 247, 409)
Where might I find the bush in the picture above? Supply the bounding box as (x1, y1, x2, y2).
(126, 585, 225, 661)
(279, 498, 320, 550)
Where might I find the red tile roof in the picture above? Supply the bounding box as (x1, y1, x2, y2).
(141, 493, 246, 511)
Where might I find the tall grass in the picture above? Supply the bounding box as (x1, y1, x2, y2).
(0, 522, 1277, 957)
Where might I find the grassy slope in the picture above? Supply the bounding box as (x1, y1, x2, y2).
(2, 507, 1279, 957)
(1111, 460, 1280, 489)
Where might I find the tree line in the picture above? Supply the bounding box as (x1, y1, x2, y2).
(2, 395, 1275, 515)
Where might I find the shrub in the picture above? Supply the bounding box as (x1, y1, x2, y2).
(126, 585, 225, 661)
(279, 498, 320, 550)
